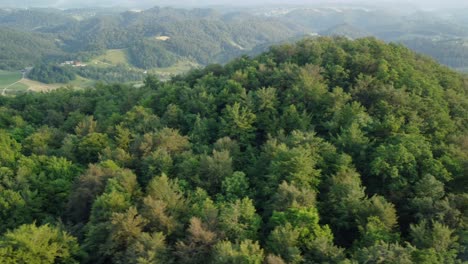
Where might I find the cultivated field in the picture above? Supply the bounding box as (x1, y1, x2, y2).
(148, 60, 200, 80)
(20, 75, 95, 93)
(0, 70, 28, 95)
(19, 79, 62, 92)
(92, 49, 130, 66)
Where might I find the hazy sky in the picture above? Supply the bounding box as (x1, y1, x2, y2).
(1, 0, 467, 9)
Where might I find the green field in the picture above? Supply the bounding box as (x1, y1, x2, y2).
(91, 49, 130, 67)
(0, 58, 198, 95)
(0, 70, 28, 95)
(68, 76, 96, 88)
(0, 70, 22, 87)
(148, 60, 201, 80)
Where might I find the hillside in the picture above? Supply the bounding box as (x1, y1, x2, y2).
(0, 8, 74, 31)
(0, 70, 27, 95)
(320, 23, 372, 39)
(0, 7, 305, 72)
(0, 27, 64, 70)
(401, 37, 468, 70)
(0, 37, 466, 263)
(53, 7, 305, 66)
(0, 7, 310, 88)
(268, 7, 468, 71)
(2, 6, 468, 78)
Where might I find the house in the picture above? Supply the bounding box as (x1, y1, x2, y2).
(73, 61, 86, 67)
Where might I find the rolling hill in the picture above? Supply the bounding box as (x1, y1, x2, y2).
(2, 5, 468, 84)
(0, 37, 466, 263)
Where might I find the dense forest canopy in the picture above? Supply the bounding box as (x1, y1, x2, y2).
(0, 27, 64, 70)
(28, 64, 77, 84)
(0, 37, 467, 263)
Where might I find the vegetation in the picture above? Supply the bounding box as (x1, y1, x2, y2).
(0, 27, 64, 70)
(28, 64, 76, 84)
(0, 37, 467, 263)
(128, 40, 179, 69)
(401, 37, 468, 69)
(0, 8, 74, 31)
(3, 6, 468, 78)
(93, 49, 130, 66)
(0, 70, 28, 95)
(0, 7, 304, 84)
(74, 65, 145, 83)
(0, 70, 22, 88)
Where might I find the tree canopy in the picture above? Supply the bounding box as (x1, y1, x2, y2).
(0, 37, 466, 263)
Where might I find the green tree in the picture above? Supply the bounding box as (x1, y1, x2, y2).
(220, 103, 256, 145)
(356, 216, 399, 248)
(83, 167, 139, 263)
(213, 240, 264, 264)
(199, 150, 233, 194)
(142, 174, 187, 236)
(0, 130, 21, 168)
(175, 217, 218, 264)
(219, 198, 261, 241)
(410, 221, 460, 263)
(105, 207, 150, 263)
(15, 155, 80, 219)
(77, 133, 109, 164)
(0, 189, 31, 233)
(321, 166, 367, 246)
(67, 161, 128, 223)
(269, 207, 344, 263)
(126, 232, 171, 264)
(355, 241, 415, 264)
(221, 171, 250, 201)
(268, 181, 316, 213)
(266, 223, 303, 264)
(0, 223, 80, 264)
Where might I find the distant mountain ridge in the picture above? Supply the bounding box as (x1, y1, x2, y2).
(320, 23, 371, 39)
(1, 5, 468, 72)
(0, 7, 306, 70)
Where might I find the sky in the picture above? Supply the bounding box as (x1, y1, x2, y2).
(0, 0, 467, 9)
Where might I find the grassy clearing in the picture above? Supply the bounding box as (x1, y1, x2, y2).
(3, 84, 29, 95)
(68, 76, 96, 88)
(20, 75, 95, 93)
(0, 70, 29, 95)
(91, 49, 130, 67)
(148, 60, 200, 80)
(0, 70, 22, 88)
(19, 79, 63, 92)
(89, 51, 199, 81)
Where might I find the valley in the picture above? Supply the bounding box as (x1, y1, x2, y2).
(1, 5, 468, 93)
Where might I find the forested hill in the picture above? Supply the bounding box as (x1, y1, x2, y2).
(3, 6, 468, 74)
(0, 37, 467, 263)
(0, 7, 305, 71)
(0, 8, 74, 31)
(0, 27, 64, 70)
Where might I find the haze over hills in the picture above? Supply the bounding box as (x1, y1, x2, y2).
(1, 2, 468, 88)
(2, 0, 468, 9)
(0, 6, 307, 85)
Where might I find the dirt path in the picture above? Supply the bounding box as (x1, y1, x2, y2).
(1, 72, 24, 96)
